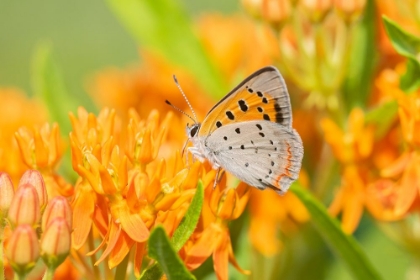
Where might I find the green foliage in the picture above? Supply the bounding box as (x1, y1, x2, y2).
(31, 43, 78, 135)
(148, 227, 196, 280)
(365, 101, 398, 137)
(383, 16, 420, 92)
(106, 0, 227, 97)
(290, 183, 383, 280)
(172, 181, 204, 251)
(141, 182, 204, 280)
(343, 0, 377, 110)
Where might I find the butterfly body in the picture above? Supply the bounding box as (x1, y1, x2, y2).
(186, 66, 303, 194)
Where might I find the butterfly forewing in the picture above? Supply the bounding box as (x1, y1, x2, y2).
(198, 66, 293, 138)
(203, 121, 303, 194)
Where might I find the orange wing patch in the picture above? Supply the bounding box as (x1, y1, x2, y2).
(272, 141, 293, 190)
(199, 87, 286, 137)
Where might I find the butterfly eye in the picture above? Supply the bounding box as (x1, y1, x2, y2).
(190, 125, 199, 137)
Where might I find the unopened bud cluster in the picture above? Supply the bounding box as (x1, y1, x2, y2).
(0, 170, 72, 278)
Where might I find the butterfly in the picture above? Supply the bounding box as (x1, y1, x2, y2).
(168, 66, 303, 194)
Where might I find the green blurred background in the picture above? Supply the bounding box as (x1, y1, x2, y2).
(0, 0, 236, 98)
(0, 0, 413, 279)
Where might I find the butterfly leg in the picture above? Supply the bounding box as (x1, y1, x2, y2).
(213, 168, 225, 189)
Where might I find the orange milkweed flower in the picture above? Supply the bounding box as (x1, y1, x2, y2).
(180, 170, 250, 280)
(15, 123, 73, 198)
(88, 53, 211, 126)
(249, 170, 309, 256)
(69, 107, 204, 277)
(70, 107, 119, 249)
(197, 14, 279, 82)
(322, 108, 401, 232)
(0, 88, 47, 182)
(380, 90, 420, 216)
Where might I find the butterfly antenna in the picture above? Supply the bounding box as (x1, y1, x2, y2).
(172, 75, 198, 123)
(165, 100, 196, 124)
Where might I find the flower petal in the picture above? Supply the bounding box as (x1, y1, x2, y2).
(72, 182, 95, 250)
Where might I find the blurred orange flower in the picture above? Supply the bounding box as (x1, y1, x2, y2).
(0, 88, 47, 183)
(249, 170, 309, 256)
(323, 108, 402, 232)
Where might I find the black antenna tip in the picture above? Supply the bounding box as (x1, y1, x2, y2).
(165, 100, 171, 105)
(173, 75, 179, 84)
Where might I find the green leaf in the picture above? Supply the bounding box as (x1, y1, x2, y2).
(148, 227, 196, 280)
(400, 59, 420, 92)
(31, 43, 78, 135)
(31, 43, 80, 181)
(106, 0, 226, 97)
(172, 181, 204, 251)
(141, 182, 204, 280)
(365, 101, 398, 138)
(382, 16, 420, 57)
(290, 184, 383, 280)
(343, 0, 377, 109)
(383, 16, 420, 92)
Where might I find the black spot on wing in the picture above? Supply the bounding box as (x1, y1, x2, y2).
(274, 103, 285, 124)
(256, 124, 262, 130)
(216, 121, 222, 128)
(263, 114, 270, 121)
(226, 111, 235, 120)
(238, 100, 248, 112)
(235, 128, 240, 134)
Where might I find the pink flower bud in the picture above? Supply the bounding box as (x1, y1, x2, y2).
(0, 172, 15, 215)
(42, 196, 72, 231)
(6, 225, 40, 277)
(41, 217, 71, 268)
(19, 170, 48, 211)
(8, 183, 41, 228)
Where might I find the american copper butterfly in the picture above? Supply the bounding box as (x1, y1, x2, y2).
(168, 66, 303, 194)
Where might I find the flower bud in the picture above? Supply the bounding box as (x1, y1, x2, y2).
(301, 0, 333, 22)
(8, 183, 41, 228)
(41, 217, 71, 269)
(334, 0, 366, 23)
(6, 225, 40, 277)
(242, 0, 264, 19)
(19, 170, 48, 211)
(0, 172, 15, 216)
(262, 0, 292, 27)
(42, 196, 72, 231)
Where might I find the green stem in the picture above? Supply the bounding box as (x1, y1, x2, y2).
(114, 253, 129, 280)
(311, 143, 339, 198)
(43, 266, 55, 280)
(0, 218, 4, 280)
(87, 231, 101, 279)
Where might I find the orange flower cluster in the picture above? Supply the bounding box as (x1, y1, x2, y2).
(67, 107, 251, 279)
(322, 63, 420, 233)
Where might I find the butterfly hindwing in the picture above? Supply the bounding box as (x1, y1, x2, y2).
(203, 120, 303, 194)
(198, 66, 292, 137)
